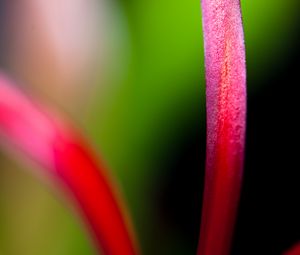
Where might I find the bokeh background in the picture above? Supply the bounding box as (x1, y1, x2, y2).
(0, 0, 299, 254)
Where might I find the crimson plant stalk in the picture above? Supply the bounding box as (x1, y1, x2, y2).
(1, 0, 247, 252)
(1, 2, 298, 255)
(0, 74, 139, 255)
(197, 0, 246, 255)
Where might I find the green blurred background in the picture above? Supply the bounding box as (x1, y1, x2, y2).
(0, 0, 299, 254)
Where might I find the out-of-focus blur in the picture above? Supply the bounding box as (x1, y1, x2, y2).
(0, 1, 299, 254)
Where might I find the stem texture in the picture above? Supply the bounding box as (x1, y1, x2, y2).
(198, 1, 246, 254)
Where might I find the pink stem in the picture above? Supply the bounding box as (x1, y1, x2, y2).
(198, 1, 246, 255)
(0, 74, 139, 255)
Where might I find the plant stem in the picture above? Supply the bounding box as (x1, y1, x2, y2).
(198, 1, 246, 255)
(0, 74, 139, 255)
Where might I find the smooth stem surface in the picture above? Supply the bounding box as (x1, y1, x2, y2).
(198, 1, 246, 255)
(0, 74, 139, 255)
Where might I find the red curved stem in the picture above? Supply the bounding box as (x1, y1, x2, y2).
(198, 1, 246, 255)
(0, 74, 139, 255)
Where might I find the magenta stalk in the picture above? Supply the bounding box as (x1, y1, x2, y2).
(0, 74, 140, 255)
(197, 0, 247, 255)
